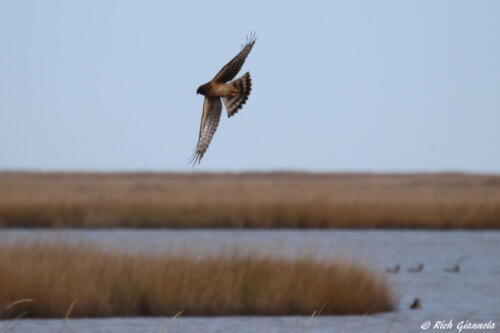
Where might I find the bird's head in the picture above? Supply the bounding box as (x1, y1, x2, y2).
(196, 83, 209, 96)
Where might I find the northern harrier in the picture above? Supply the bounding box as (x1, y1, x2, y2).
(191, 33, 256, 165)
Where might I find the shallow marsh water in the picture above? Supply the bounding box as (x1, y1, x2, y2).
(1, 229, 499, 332)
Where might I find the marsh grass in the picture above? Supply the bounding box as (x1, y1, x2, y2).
(0, 242, 394, 318)
(1, 172, 499, 229)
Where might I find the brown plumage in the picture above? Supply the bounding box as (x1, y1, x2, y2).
(191, 33, 256, 165)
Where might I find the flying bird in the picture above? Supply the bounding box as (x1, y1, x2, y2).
(191, 33, 256, 165)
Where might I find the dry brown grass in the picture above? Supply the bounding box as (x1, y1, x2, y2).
(0, 171, 499, 229)
(0, 242, 394, 318)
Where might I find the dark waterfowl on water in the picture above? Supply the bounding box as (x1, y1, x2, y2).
(385, 264, 400, 273)
(444, 264, 460, 273)
(408, 263, 424, 273)
(410, 298, 421, 310)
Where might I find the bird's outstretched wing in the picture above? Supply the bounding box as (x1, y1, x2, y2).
(191, 97, 222, 165)
(212, 33, 256, 83)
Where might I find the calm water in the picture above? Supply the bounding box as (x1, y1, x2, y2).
(1, 229, 499, 332)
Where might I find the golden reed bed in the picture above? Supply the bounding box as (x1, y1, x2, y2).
(0, 242, 394, 317)
(0, 172, 499, 228)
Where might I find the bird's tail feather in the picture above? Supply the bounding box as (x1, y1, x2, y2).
(222, 72, 251, 117)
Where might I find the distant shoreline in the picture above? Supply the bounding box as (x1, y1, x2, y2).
(1, 172, 499, 229)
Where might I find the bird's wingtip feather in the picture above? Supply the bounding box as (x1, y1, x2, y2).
(188, 149, 203, 167)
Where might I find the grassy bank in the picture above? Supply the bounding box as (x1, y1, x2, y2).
(0, 172, 499, 229)
(0, 242, 394, 317)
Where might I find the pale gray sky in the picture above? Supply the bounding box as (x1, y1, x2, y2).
(1, 1, 499, 172)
